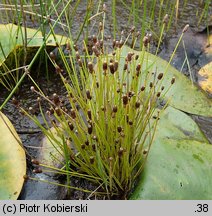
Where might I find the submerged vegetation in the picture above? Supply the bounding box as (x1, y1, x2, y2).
(0, 0, 211, 200)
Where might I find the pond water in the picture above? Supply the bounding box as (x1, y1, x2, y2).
(0, 0, 211, 199)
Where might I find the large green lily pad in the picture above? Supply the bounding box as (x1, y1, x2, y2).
(0, 111, 26, 200)
(117, 46, 212, 117)
(130, 106, 212, 199)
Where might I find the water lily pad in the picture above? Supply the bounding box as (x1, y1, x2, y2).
(0, 24, 68, 90)
(198, 61, 212, 94)
(130, 106, 212, 199)
(0, 24, 68, 65)
(118, 46, 212, 117)
(153, 107, 209, 143)
(39, 126, 65, 168)
(0, 111, 26, 200)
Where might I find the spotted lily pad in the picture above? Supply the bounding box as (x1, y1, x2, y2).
(130, 106, 212, 199)
(0, 111, 26, 200)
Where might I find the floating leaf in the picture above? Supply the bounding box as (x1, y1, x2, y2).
(118, 46, 212, 117)
(39, 126, 65, 168)
(0, 23, 68, 65)
(0, 24, 68, 90)
(130, 106, 212, 199)
(151, 106, 209, 143)
(0, 111, 26, 200)
(198, 61, 212, 94)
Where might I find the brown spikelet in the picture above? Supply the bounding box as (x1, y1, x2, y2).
(122, 95, 128, 105)
(86, 89, 92, 100)
(70, 109, 76, 119)
(112, 106, 118, 113)
(141, 86, 145, 91)
(31, 159, 40, 165)
(88, 124, 93, 134)
(109, 63, 115, 74)
(171, 77, 176, 84)
(135, 101, 141, 109)
(88, 62, 94, 73)
(90, 156, 95, 164)
(103, 61, 108, 71)
(157, 73, 163, 80)
(87, 110, 92, 120)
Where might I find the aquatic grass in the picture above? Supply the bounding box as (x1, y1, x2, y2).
(74, 1, 94, 43)
(17, 14, 181, 198)
(0, 0, 75, 108)
(0, 15, 28, 90)
(197, 0, 211, 27)
(112, 0, 117, 39)
(0, 0, 75, 90)
(175, 0, 179, 26)
(0, 0, 101, 90)
(182, 40, 194, 85)
(1, 0, 210, 91)
(117, 0, 182, 48)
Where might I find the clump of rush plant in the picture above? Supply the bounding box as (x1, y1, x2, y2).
(16, 12, 184, 199)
